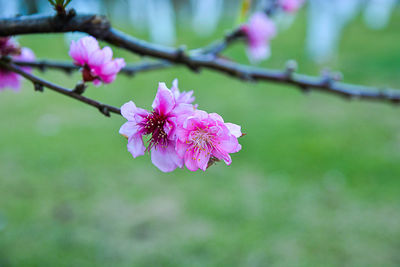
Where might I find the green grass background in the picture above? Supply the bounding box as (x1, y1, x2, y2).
(1, 10, 400, 267)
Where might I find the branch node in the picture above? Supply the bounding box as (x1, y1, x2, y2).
(67, 8, 76, 18)
(38, 62, 46, 72)
(332, 71, 343, 82)
(320, 69, 334, 87)
(73, 81, 87, 95)
(64, 68, 73, 75)
(34, 82, 44, 92)
(125, 70, 135, 77)
(390, 97, 400, 104)
(285, 60, 298, 79)
(99, 106, 110, 117)
(177, 45, 200, 72)
(345, 92, 360, 101)
(299, 85, 311, 94)
(238, 71, 253, 81)
(225, 28, 244, 43)
(175, 45, 187, 62)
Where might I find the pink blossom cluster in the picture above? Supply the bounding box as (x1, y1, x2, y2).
(242, 12, 276, 62)
(69, 36, 125, 86)
(0, 37, 35, 91)
(119, 79, 242, 172)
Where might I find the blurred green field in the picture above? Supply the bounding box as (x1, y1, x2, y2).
(1, 10, 400, 267)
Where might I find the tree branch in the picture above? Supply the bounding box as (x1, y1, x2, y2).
(13, 59, 172, 76)
(1, 13, 400, 105)
(0, 59, 121, 117)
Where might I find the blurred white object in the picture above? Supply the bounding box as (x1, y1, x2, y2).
(147, 0, 176, 45)
(275, 12, 296, 31)
(68, 0, 104, 14)
(0, 0, 19, 17)
(306, 0, 362, 63)
(364, 0, 397, 30)
(37, 0, 54, 14)
(127, 0, 148, 31)
(191, 0, 224, 36)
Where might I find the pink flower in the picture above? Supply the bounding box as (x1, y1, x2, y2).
(170, 78, 196, 105)
(242, 12, 276, 62)
(119, 82, 193, 172)
(280, 0, 305, 13)
(69, 36, 126, 86)
(176, 110, 242, 171)
(0, 37, 35, 91)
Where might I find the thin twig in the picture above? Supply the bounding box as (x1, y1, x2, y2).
(1, 13, 400, 105)
(0, 60, 121, 117)
(264, 0, 281, 16)
(192, 29, 244, 57)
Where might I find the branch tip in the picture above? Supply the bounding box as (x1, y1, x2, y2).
(34, 82, 44, 92)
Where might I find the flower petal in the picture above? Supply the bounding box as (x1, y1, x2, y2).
(184, 147, 199, 171)
(176, 140, 189, 158)
(197, 148, 211, 171)
(212, 148, 232, 165)
(68, 40, 83, 65)
(119, 121, 138, 138)
(225, 123, 242, 138)
(171, 78, 179, 97)
(209, 113, 224, 123)
(0, 71, 20, 90)
(101, 46, 113, 62)
(247, 44, 270, 62)
(127, 134, 145, 158)
(152, 82, 175, 115)
(151, 143, 182, 172)
(218, 134, 241, 153)
(88, 49, 106, 67)
(120, 101, 148, 121)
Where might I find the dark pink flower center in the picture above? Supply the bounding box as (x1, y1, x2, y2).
(138, 111, 168, 151)
(82, 65, 98, 82)
(0, 37, 21, 57)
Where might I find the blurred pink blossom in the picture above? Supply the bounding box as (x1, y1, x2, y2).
(280, 0, 305, 13)
(119, 82, 193, 172)
(176, 110, 242, 171)
(0, 37, 35, 91)
(242, 12, 276, 62)
(69, 36, 125, 86)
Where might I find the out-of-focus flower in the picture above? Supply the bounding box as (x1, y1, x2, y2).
(119, 82, 193, 172)
(176, 110, 242, 171)
(0, 37, 35, 91)
(69, 36, 125, 86)
(280, 0, 305, 13)
(241, 12, 276, 62)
